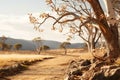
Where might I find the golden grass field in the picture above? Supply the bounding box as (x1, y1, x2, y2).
(0, 51, 54, 68)
(0, 48, 120, 80)
(0, 48, 90, 70)
(0, 48, 120, 67)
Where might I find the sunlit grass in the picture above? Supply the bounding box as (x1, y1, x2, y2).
(0, 53, 54, 68)
(0, 48, 115, 68)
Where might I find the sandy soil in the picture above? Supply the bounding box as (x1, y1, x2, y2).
(6, 55, 79, 80)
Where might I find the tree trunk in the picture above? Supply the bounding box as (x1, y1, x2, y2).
(87, 0, 120, 60)
(37, 47, 41, 54)
(86, 42, 91, 52)
(86, 42, 94, 53)
(107, 24, 120, 59)
(64, 48, 67, 55)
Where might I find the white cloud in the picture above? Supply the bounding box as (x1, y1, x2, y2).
(0, 14, 39, 40)
(0, 13, 82, 43)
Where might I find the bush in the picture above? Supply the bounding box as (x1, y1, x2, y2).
(14, 43, 22, 50)
(0, 42, 12, 51)
(40, 45, 50, 51)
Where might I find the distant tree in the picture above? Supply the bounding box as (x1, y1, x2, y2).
(0, 35, 8, 51)
(6, 44, 13, 50)
(32, 37, 43, 54)
(40, 45, 50, 51)
(0, 35, 7, 43)
(14, 43, 22, 50)
(60, 42, 71, 55)
(0, 42, 12, 51)
(0, 42, 7, 51)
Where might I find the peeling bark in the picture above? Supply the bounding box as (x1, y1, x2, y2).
(87, 0, 120, 60)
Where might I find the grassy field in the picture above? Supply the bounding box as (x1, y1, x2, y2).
(0, 49, 88, 68)
(1, 48, 119, 68)
(0, 52, 54, 68)
(0, 49, 120, 80)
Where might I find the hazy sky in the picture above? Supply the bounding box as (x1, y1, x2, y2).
(0, 0, 106, 43)
(0, 0, 49, 15)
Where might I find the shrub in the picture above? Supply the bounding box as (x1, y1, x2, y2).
(40, 45, 50, 51)
(14, 43, 22, 50)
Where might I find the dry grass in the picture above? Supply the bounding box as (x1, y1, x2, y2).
(0, 53, 54, 68)
(45, 48, 87, 55)
(1, 49, 120, 80)
(0, 49, 88, 68)
(46, 48, 93, 58)
(1, 48, 119, 68)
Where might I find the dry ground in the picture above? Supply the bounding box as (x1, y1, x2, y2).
(3, 49, 94, 80)
(6, 55, 77, 80)
(1, 48, 110, 80)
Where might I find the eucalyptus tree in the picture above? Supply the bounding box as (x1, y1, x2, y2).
(60, 42, 71, 54)
(0, 35, 8, 51)
(29, 0, 120, 61)
(14, 43, 22, 50)
(32, 37, 43, 54)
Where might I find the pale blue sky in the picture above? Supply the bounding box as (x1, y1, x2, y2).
(0, 0, 49, 15)
(0, 0, 106, 43)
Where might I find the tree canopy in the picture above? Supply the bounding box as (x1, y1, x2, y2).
(14, 43, 22, 50)
(29, 0, 120, 61)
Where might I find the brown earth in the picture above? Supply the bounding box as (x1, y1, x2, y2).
(6, 54, 80, 80)
(2, 48, 119, 80)
(0, 49, 92, 80)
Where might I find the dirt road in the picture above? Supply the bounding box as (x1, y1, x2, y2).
(6, 55, 78, 80)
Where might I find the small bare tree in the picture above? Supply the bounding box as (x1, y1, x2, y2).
(32, 37, 43, 54)
(0, 35, 8, 51)
(60, 42, 71, 55)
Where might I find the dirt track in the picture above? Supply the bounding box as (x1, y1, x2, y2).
(6, 55, 78, 80)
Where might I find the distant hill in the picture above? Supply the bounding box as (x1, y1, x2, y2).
(1, 37, 84, 50)
(69, 43, 85, 48)
(5, 38, 35, 50)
